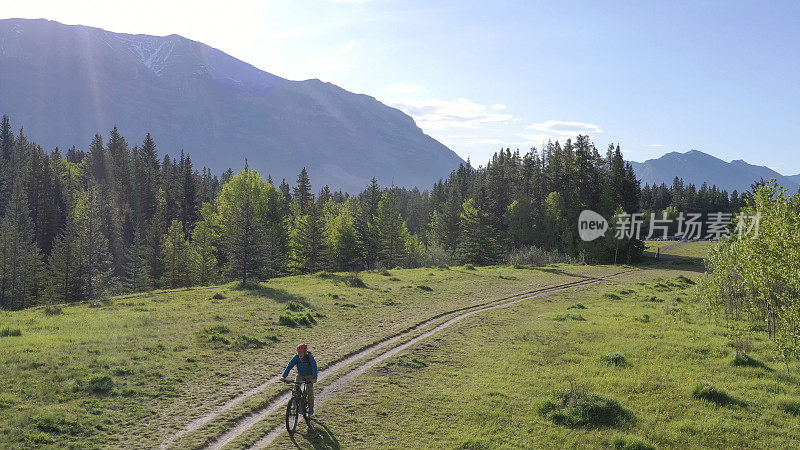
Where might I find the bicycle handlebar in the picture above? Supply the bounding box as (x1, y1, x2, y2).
(282, 379, 313, 385)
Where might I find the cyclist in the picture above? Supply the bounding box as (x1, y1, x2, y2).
(280, 344, 318, 415)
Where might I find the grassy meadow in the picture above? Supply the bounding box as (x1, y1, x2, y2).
(0, 264, 620, 448)
(3, 241, 796, 449)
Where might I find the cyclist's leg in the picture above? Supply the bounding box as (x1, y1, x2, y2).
(304, 376, 314, 411)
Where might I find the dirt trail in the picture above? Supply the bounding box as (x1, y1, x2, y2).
(197, 269, 635, 450)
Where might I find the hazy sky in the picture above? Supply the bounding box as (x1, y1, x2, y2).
(4, 1, 800, 173)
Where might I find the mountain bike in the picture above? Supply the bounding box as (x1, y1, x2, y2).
(283, 379, 312, 433)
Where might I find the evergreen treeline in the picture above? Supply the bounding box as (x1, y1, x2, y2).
(0, 116, 741, 310)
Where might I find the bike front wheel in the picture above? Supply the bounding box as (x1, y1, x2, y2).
(285, 397, 299, 433)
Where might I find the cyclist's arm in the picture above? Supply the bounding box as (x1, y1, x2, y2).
(282, 355, 299, 379)
(310, 354, 318, 380)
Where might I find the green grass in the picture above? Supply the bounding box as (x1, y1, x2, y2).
(266, 261, 800, 449)
(0, 263, 620, 448)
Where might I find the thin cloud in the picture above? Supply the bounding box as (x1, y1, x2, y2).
(646, 144, 665, 147)
(491, 103, 507, 110)
(390, 97, 513, 131)
(527, 120, 603, 136)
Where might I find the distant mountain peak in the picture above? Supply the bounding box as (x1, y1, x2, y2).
(630, 149, 798, 193)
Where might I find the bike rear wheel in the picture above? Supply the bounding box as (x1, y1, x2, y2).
(285, 397, 299, 433)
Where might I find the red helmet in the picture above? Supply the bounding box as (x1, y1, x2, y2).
(296, 344, 308, 352)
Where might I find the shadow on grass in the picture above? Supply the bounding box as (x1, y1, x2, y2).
(733, 354, 773, 371)
(233, 283, 311, 307)
(692, 382, 747, 407)
(289, 418, 340, 449)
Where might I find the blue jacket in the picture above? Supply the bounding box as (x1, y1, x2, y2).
(282, 353, 318, 379)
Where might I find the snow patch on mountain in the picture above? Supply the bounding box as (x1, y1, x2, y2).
(114, 34, 175, 76)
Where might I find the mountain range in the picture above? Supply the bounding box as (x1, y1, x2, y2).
(0, 18, 464, 193)
(629, 150, 800, 194)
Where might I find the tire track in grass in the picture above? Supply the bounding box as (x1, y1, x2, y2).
(200, 269, 636, 450)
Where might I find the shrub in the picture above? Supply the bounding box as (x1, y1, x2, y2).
(675, 275, 695, 285)
(692, 382, 744, 406)
(778, 398, 800, 416)
(636, 314, 651, 323)
(463, 264, 476, 270)
(33, 414, 85, 436)
(538, 387, 632, 428)
(499, 274, 517, 280)
(343, 275, 366, 288)
(212, 292, 226, 300)
(417, 284, 433, 291)
(602, 352, 629, 367)
(204, 334, 230, 345)
(612, 435, 655, 450)
(553, 314, 586, 322)
(388, 277, 401, 281)
(380, 270, 391, 276)
(112, 367, 134, 376)
(233, 335, 267, 350)
(205, 325, 230, 334)
(44, 304, 62, 315)
(278, 312, 317, 327)
(504, 245, 573, 266)
(0, 327, 22, 337)
(85, 374, 114, 395)
(286, 301, 303, 311)
(603, 293, 621, 300)
(396, 356, 427, 369)
(568, 303, 587, 310)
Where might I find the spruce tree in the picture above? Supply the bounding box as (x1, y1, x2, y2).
(325, 199, 360, 271)
(191, 219, 219, 285)
(0, 177, 43, 309)
(293, 167, 313, 214)
(161, 220, 196, 288)
(375, 192, 410, 268)
(457, 198, 501, 265)
(125, 231, 152, 293)
(289, 203, 327, 274)
(77, 186, 113, 299)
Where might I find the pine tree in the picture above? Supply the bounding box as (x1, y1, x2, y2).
(0, 177, 44, 309)
(375, 192, 410, 268)
(289, 203, 327, 274)
(48, 212, 84, 302)
(191, 219, 219, 285)
(0, 115, 14, 217)
(457, 198, 501, 265)
(506, 196, 536, 247)
(161, 220, 196, 288)
(125, 231, 152, 293)
(293, 167, 313, 214)
(324, 199, 360, 271)
(77, 186, 113, 299)
(138, 133, 160, 229)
